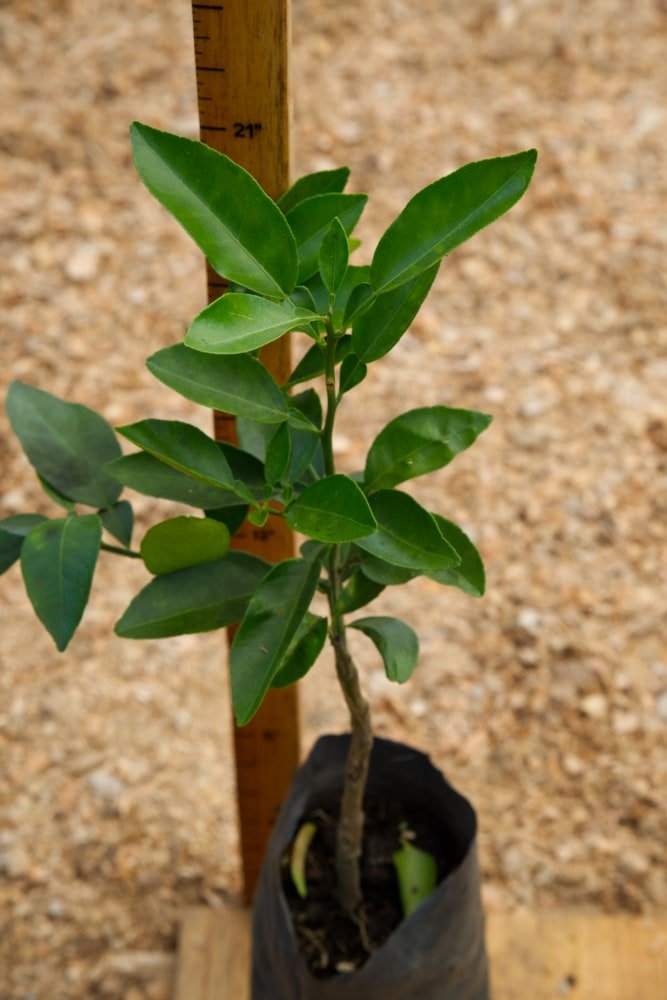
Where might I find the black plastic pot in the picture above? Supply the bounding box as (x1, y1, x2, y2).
(252, 734, 489, 999)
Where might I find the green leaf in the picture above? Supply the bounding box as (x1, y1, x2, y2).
(105, 453, 241, 508)
(140, 516, 230, 575)
(364, 406, 492, 493)
(117, 419, 235, 490)
(289, 821, 318, 900)
(355, 490, 460, 572)
(337, 570, 385, 615)
(356, 552, 416, 586)
(319, 217, 349, 295)
(130, 122, 297, 297)
(286, 193, 367, 284)
(393, 829, 437, 918)
(286, 343, 325, 387)
(218, 443, 267, 504)
(21, 515, 102, 651)
(205, 503, 249, 536)
(278, 166, 350, 213)
(115, 551, 270, 639)
(300, 539, 329, 563)
(339, 354, 367, 395)
(350, 616, 419, 683)
(147, 344, 288, 425)
(38, 475, 76, 511)
(100, 501, 133, 547)
(285, 390, 323, 485)
(247, 507, 270, 527)
(352, 264, 439, 364)
(0, 514, 48, 575)
(271, 613, 328, 689)
(372, 149, 538, 294)
(236, 417, 273, 463)
(287, 337, 352, 388)
(427, 516, 485, 597)
(290, 284, 320, 314)
(343, 282, 374, 326)
(7, 381, 122, 509)
(308, 265, 372, 329)
(288, 388, 322, 434)
(288, 435, 322, 487)
(185, 293, 319, 355)
(230, 558, 322, 725)
(265, 422, 292, 486)
(287, 475, 377, 543)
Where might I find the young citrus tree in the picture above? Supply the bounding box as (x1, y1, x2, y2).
(2, 124, 536, 918)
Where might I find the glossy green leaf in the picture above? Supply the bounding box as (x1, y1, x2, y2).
(278, 166, 350, 213)
(271, 613, 328, 689)
(287, 475, 377, 543)
(140, 516, 230, 575)
(343, 282, 374, 326)
(290, 284, 320, 314)
(319, 217, 349, 295)
(236, 417, 273, 463)
(185, 293, 319, 355)
(338, 354, 367, 395)
(130, 122, 297, 297)
(205, 503, 249, 536)
(337, 569, 385, 615)
(284, 389, 323, 485)
(0, 514, 48, 575)
(38, 475, 76, 511)
(364, 406, 492, 493)
(117, 419, 235, 491)
(247, 507, 270, 527)
(350, 615, 419, 683)
(356, 552, 416, 586)
(290, 435, 323, 487)
(7, 381, 122, 509)
(115, 551, 270, 639)
(230, 558, 322, 725)
(21, 515, 102, 651)
(300, 539, 329, 563)
(287, 337, 352, 387)
(290, 387, 323, 430)
(393, 829, 437, 917)
(372, 149, 538, 294)
(100, 501, 133, 548)
(427, 516, 485, 597)
(105, 453, 241, 508)
(355, 490, 459, 572)
(306, 266, 371, 321)
(287, 193, 367, 283)
(147, 344, 288, 424)
(289, 821, 318, 900)
(218, 443, 267, 504)
(265, 422, 292, 486)
(287, 343, 326, 387)
(352, 264, 439, 364)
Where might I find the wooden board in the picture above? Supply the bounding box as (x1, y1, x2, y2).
(173, 906, 667, 999)
(190, 0, 299, 903)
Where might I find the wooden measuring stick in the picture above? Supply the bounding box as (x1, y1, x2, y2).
(191, 0, 299, 902)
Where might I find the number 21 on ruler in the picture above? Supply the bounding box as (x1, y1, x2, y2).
(234, 122, 262, 139)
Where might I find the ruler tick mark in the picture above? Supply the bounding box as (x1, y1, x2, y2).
(192, 3, 224, 9)
(197, 66, 225, 73)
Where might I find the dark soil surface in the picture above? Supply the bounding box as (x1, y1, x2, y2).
(282, 795, 451, 977)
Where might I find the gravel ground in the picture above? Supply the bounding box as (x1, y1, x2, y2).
(1, 0, 666, 996)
